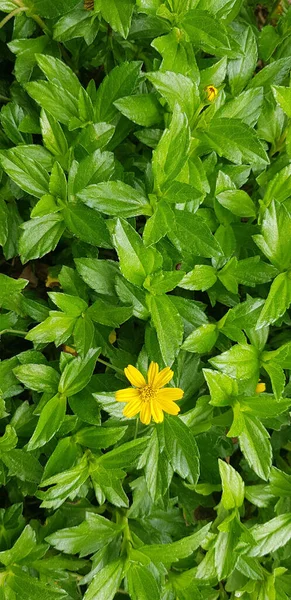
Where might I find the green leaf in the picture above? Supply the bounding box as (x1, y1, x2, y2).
(84, 559, 124, 600)
(0, 273, 27, 314)
(180, 265, 217, 291)
(200, 118, 269, 166)
(164, 416, 200, 484)
(48, 292, 87, 317)
(239, 412, 272, 481)
(73, 150, 115, 193)
(170, 210, 223, 259)
(75, 258, 119, 295)
(114, 94, 162, 126)
(88, 298, 132, 327)
(0, 149, 49, 198)
(97, 0, 135, 38)
(46, 512, 123, 556)
(98, 437, 149, 469)
(26, 81, 79, 126)
(58, 348, 100, 397)
(113, 218, 162, 287)
(216, 189, 256, 217)
(210, 344, 260, 380)
(6, 570, 67, 600)
(219, 459, 244, 509)
(182, 10, 239, 58)
(203, 368, 238, 406)
(19, 214, 66, 263)
(143, 200, 174, 247)
(63, 204, 112, 248)
(40, 109, 68, 156)
(140, 523, 211, 566)
(182, 324, 218, 354)
(147, 70, 199, 121)
(248, 56, 291, 90)
(228, 24, 258, 95)
(248, 513, 291, 557)
(148, 294, 183, 365)
(0, 525, 36, 566)
(1, 449, 43, 483)
(127, 563, 161, 600)
(256, 272, 291, 329)
(270, 467, 291, 497)
(272, 85, 291, 118)
(78, 181, 151, 217)
(235, 256, 278, 287)
(94, 61, 141, 123)
(253, 200, 291, 271)
(26, 312, 76, 346)
(152, 105, 190, 192)
(13, 364, 60, 393)
(27, 393, 67, 451)
(75, 425, 126, 449)
(216, 87, 263, 128)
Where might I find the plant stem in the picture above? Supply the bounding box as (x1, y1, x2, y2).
(0, 6, 27, 28)
(30, 12, 50, 35)
(97, 357, 124, 375)
(134, 418, 139, 440)
(0, 329, 27, 337)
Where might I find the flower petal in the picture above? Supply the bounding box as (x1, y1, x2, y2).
(115, 388, 140, 403)
(157, 387, 184, 402)
(123, 397, 143, 418)
(157, 397, 180, 415)
(140, 402, 151, 425)
(147, 361, 159, 386)
(155, 367, 174, 389)
(151, 400, 164, 423)
(124, 365, 146, 388)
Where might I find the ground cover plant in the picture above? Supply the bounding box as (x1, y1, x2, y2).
(1, 0, 291, 598)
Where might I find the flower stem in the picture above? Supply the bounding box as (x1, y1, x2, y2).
(0, 6, 27, 28)
(30, 12, 50, 35)
(134, 418, 139, 440)
(0, 329, 27, 337)
(97, 357, 124, 375)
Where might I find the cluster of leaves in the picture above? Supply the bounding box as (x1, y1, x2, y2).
(1, 0, 291, 598)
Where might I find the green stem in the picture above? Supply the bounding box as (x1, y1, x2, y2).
(30, 12, 50, 34)
(0, 6, 27, 28)
(97, 357, 124, 375)
(0, 329, 27, 337)
(134, 418, 139, 440)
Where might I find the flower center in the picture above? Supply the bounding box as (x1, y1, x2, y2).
(140, 385, 157, 402)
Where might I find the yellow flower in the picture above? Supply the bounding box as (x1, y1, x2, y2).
(115, 362, 184, 425)
(205, 85, 218, 102)
(256, 381, 266, 393)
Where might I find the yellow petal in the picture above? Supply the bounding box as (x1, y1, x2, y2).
(155, 367, 174, 389)
(151, 400, 164, 423)
(157, 397, 180, 415)
(124, 365, 146, 388)
(140, 402, 151, 425)
(255, 382, 266, 394)
(123, 397, 143, 418)
(147, 361, 159, 386)
(115, 388, 140, 403)
(157, 387, 184, 402)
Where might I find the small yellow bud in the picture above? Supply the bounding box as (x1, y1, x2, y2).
(62, 345, 78, 356)
(45, 274, 60, 288)
(205, 85, 218, 102)
(256, 382, 266, 394)
(276, 2, 283, 15)
(109, 330, 117, 344)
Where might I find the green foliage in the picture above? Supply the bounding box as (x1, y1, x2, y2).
(0, 0, 291, 598)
